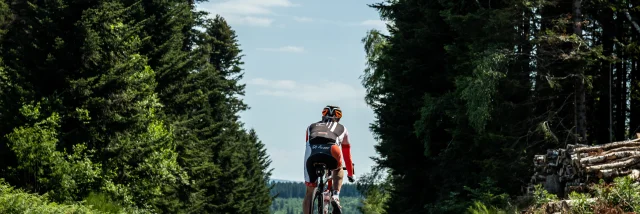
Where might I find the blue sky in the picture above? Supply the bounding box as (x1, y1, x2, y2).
(196, 0, 388, 182)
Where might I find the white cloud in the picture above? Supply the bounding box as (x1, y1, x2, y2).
(237, 16, 274, 27)
(247, 78, 367, 107)
(293, 16, 313, 22)
(361, 19, 386, 29)
(257, 46, 305, 53)
(198, 0, 296, 27)
(248, 78, 297, 89)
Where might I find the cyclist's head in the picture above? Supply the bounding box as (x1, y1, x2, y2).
(321, 105, 342, 122)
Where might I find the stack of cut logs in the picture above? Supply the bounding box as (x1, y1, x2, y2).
(525, 134, 640, 197)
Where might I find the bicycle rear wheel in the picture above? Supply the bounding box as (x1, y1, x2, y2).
(310, 191, 325, 214)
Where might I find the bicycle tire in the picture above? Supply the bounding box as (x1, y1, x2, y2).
(310, 191, 323, 214)
(310, 163, 330, 214)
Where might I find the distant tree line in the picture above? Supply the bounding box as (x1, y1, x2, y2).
(270, 181, 361, 198)
(270, 197, 361, 214)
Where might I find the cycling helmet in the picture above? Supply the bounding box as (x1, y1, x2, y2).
(321, 105, 342, 122)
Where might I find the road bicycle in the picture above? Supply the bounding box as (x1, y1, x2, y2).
(309, 163, 354, 214)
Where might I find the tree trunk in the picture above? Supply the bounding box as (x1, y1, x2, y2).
(573, 0, 587, 143)
(579, 151, 640, 165)
(596, 5, 615, 145)
(585, 156, 640, 172)
(632, 57, 640, 137)
(573, 138, 640, 153)
(614, 11, 626, 141)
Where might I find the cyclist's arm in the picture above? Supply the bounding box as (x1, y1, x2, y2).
(342, 129, 354, 177)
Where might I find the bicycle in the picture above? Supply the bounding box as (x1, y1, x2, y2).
(309, 163, 354, 214)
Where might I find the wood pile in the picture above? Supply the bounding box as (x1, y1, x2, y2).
(525, 134, 640, 197)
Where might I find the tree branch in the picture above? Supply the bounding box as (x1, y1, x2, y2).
(622, 9, 640, 35)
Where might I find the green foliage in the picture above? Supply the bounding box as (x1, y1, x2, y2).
(0, 179, 108, 213)
(463, 178, 510, 208)
(567, 191, 593, 214)
(83, 192, 126, 214)
(355, 167, 392, 214)
(0, 0, 9, 37)
(0, 0, 273, 213)
(358, 186, 388, 214)
(465, 201, 512, 214)
(6, 101, 101, 203)
(532, 184, 558, 206)
(597, 176, 640, 212)
(519, 177, 640, 213)
(456, 51, 508, 133)
(361, 0, 640, 212)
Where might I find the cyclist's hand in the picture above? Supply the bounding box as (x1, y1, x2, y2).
(348, 176, 355, 183)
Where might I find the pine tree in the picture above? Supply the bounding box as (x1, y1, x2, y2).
(169, 12, 270, 213)
(0, 0, 10, 131)
(0, 0, 273, 212)
(0, 0, 100, 192)
(0, 0, 188, 211)
(72, 1, 188, 211)
(205, 15, 247, 118)
(360, 0, 625, 213)
(239, 129, 274, 213)
(133, 0, 194, 120)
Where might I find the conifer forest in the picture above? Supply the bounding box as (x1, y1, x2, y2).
(0, 0, 271, 213)
(0, 0, 640, 213)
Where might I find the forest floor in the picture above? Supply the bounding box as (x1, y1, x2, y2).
(470, 176, 640, 214)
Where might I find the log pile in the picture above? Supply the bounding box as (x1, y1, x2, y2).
(525, 134, 640, 197)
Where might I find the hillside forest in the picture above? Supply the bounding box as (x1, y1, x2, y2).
(357, 0, 640, 213)
(269, 181, 361, 213)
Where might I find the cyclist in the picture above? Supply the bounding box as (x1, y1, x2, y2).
(303, 105, 355, 214)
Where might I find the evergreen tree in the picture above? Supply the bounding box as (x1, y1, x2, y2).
(360, 0, 638, 213)
(171, 13, 272, 213)
(240, 129, 274, 213)
(0, 1, 189, 212)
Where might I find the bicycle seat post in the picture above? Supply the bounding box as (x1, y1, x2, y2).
(314, 163, 327, 177)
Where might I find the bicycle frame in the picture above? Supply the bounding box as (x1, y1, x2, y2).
(310, 163, 347, 214)
(311, 163, 329, 214)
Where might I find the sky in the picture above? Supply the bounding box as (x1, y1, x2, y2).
(196, 0, 388, 182)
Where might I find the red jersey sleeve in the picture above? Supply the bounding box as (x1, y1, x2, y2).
(342, 129, 354, 177)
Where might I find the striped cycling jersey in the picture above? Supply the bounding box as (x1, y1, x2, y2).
(306, 120, 353, 177)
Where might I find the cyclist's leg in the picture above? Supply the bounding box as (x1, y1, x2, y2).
(330, 144, 344, 193)
(303, 185, 315, 214)
(303, 143, 317, 214)
(331, 168, 344, 192)
(329, 144, 344, 213)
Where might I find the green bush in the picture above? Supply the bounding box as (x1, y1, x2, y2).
(591, 176, 640, 212)
(0, 179, 151, 214)
(567, 191, 593, 214)
(82, 192, 125, 214)
(532, 184, 558, 206)
(474, 176, 640, 213)
(465, 201, 522, 214)
(0, 179, 104, 213)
